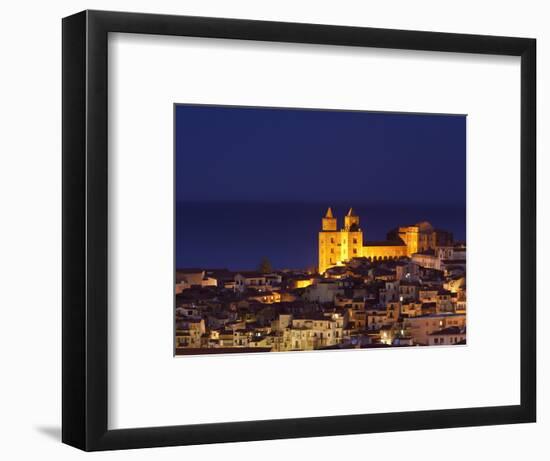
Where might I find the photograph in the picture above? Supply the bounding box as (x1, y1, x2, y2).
(174, 104, 467, 355)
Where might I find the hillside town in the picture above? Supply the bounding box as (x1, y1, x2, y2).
(175, 208, 466, 354)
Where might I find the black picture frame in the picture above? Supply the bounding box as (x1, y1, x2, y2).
(62, 9, 536, 451)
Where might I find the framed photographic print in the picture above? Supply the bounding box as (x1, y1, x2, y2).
(62, 10, 536, 451)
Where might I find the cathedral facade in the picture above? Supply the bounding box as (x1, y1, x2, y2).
(318, 208, 453, 274)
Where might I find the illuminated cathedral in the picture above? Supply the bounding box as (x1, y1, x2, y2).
(318, 207, 453, 274)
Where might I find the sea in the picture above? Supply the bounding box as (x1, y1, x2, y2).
(175, 201, 466, 272)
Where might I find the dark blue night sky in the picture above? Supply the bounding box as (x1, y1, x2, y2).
(175, 105, 466, 271)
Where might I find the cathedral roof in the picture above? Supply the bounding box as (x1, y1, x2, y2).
(414, 221, 434, 232)
(347, 207, 356, 216)
(325, 207, 334, 218)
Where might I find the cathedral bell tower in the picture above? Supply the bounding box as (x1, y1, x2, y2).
(318, 207, 364, 274)
(342, 208, 363, 263)
(319, 207, 339, 274)
(344, 207, 360, 231)
(322, 207, 337, 231)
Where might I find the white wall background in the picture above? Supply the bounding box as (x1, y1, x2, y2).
(0, 0, 546, 459)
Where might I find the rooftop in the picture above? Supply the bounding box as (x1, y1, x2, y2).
(429, 326, 466, 335)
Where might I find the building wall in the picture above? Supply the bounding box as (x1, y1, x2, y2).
(363, 244, 408, 260)
(318, 230, 345, 274)
(412, 252, 439, 269)
(397, 226, 420, 255)
(428, 331, 466, 346)
(392, 224, 454, 257)
(406, 314, 466, 345)
(343, 230, 363, 261)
